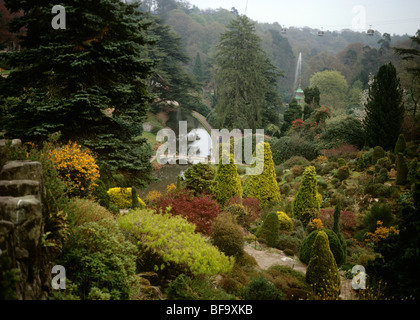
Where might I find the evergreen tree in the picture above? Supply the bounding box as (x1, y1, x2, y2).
(0, 0, 156, 187)
(394, 133, 407, 154)
(280, 98, 302, 135)
(305, 231, 340, 299)
(193, 52, 203, 84)
(257, 211, 280, 248)
(213, 152, 242, 208)
(292, 166, 321, 225)
(363, 62, 405, 150)
(147, 16, 203, 114)
(396, 153, 409, 185)
(214, 15, 281, 130)
(243, 142, 280, 207)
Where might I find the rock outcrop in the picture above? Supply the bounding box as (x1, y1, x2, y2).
(0, 150, 46, 299)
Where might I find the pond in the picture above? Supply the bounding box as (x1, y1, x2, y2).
(138, 109, 212, 198)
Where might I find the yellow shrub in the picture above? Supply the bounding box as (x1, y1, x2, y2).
(308, 218, 324, 231)
(107, 187, 146, 209)
(166, 183, 176, 194)
(277, 211, 293, 232)
(48, 141, 100, 197)
(317, 155, 328, 163)
(365, 220, 399, 244)
(145, 190, 162, 205)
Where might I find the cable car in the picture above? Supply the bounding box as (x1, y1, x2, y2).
(318, 28, 324, 37)
(281, 27, 287, 34)
(367, 25, 374, 36)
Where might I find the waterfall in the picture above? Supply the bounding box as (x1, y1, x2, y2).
(294, 52, 302, 91)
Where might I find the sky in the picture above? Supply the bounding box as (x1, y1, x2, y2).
(186, 0, 420, 36)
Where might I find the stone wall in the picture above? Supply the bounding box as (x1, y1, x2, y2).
(0, 140, 47, 299)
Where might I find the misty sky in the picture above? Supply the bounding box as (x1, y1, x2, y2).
(186, 0, 420, 36)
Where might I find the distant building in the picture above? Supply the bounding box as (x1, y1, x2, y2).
(294, 86, 304, 106)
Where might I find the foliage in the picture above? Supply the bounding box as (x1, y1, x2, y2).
(292, 166, 321, 225)
(60, 200, 138, 300)
(166, 274, 234, 300)
(363, 63, 405, 150)
(0, 251, 20, 300)
(305, 231, 340, 299)
(118, 209, 234, 277)
(372, 146, 385, 165)
(155, 189, 220, 234)
(213, 152, 242, 208)
(307, 218, 324, 232)
(91, 179, 111, 209)
(394, 133, 407, 154)
(183, 162, 216, 196)
(320, 144, 359, 161)
(336, 165, 350, 181)
(396, 153, 409, 185)
(277, 211, 293, 232)
(318, 116, 364, 149)
(362, 203, 394, 234)
(0, 0, 156, 188)
(211, 212, 245, 258)
(276, 234, 302, 254)
(145, 190, 163, 206)
(299, 229, 345, 266)
(257, 211, 280, 247)
(214, 15, 281, 130)
(309, 70, 348, 111)
(107, 187, 146, 209)
(226, 196, 261, 226)
(243, 142, 280, 207)
(365, 221, 400, 244)
(270, 136, 318, 164)
(241, 276, 285, 300)
(48, 141, 100, 198)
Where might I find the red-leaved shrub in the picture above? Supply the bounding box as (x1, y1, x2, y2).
(320, 144, 359, 160)
(155, 189, 220, 234)
(226, 196, 261, 225)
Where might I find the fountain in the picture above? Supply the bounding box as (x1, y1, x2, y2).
(293, 52, 302, 92)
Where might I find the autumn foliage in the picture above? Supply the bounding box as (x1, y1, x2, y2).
(155, 189, 221, 234)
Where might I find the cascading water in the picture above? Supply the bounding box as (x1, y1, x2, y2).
(293, 52, 302, 91)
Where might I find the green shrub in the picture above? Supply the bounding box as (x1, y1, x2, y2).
(277, 211, 293, 232)
(336, 165, 350, 181)
(224, 203, 248, 227)
(305, 231, 340, 299)
(276, 234, 301, 254)
(64, 197, 114, 227)
(257, 211, 280, 247)
(292, 166, 321, 225)
(92, 179, 111, 208)
(376, 157, 391, 169)
(372, 146, 385, 165)
(60, 204, 137, 300)
(362, 203, 393, 233)
(243, 142, 281, 207)
(213, 152, 242, 208)
(375, 167, 389, 184)
(299, 229, 345, 266)
(394, 133, 406, 154)
(118, 209, 234, 278)
(241, 276, 285, 300)
(271, 136, 318, 164)
(279, 155, 311, 169)
(107, 187, 146, 209)
(337, 158, 346, 167)
(396, 154, 408, 185)
(166, 274, 234, 300)
(211, 212, 245, 258)
(183, 162, 216, 196)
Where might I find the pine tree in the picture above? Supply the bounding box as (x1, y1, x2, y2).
(305, 230, 340, 299)
(193, 52, 203, 84)
(292, 166, 321, 225)
(1, 0, 156, 187)
(280, 98, 302, 135)
(213, 152, 242, 208)
(214, 15, 280, 130)
(243, 142, 280, 207)
(363, 62, 405, 150)
(396, 153, 409, 185)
